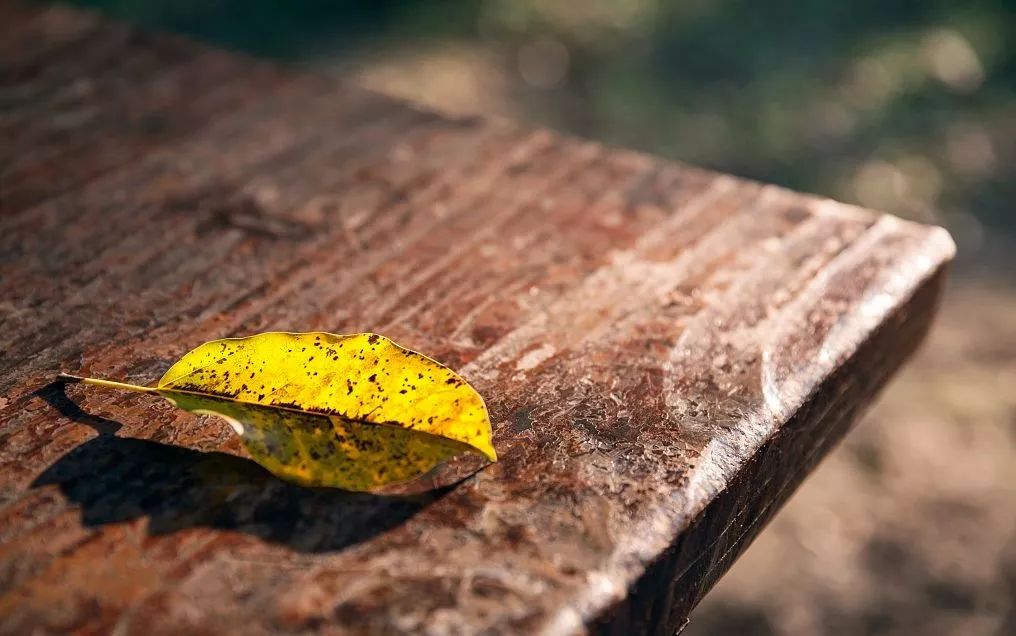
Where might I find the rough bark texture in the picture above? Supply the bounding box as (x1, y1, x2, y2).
(0, 3, 955, 634)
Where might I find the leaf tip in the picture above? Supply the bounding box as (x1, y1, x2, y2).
(476, 442, 498, 463)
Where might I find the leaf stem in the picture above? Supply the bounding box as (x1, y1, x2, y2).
(57, 373, 158, 394)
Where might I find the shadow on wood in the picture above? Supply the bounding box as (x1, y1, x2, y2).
(31, 382, 450, 553)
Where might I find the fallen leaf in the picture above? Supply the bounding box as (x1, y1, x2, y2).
(58, 332, 496, 491)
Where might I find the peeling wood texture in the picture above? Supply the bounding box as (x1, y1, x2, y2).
(0, 3, 956, 635)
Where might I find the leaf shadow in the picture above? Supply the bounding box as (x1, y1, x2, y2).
(31, 382, 453, 553)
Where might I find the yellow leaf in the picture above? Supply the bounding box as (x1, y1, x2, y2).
(58, 332, 496, 491)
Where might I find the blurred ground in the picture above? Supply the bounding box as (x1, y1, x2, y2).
(60, 1, 1016, 633)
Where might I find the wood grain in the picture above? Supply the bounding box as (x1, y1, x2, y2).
(0, 3, 955, 634)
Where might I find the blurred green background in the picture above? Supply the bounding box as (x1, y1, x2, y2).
(60, 1, 1016, 634)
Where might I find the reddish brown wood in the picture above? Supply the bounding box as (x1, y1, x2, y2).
(0, 3, 954, 634)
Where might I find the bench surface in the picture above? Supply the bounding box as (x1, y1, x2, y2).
(0, 3, 955, 634)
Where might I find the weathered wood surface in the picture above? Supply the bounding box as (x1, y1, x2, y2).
(0, 3, 955, 634)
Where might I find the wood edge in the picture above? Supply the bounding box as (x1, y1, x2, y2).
(589, 254, 953, 635)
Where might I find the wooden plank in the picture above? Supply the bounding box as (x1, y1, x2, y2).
(0, 3, 955, 634)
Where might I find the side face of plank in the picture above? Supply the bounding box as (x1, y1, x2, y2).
(0, 3, 955, 634)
